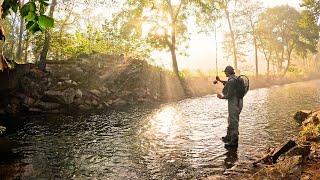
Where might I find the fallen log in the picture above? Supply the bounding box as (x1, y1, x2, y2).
(253, 140, 297, 166)
(271, 140, 297, 163)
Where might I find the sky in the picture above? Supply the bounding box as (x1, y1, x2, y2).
(149, 0, 302, 73)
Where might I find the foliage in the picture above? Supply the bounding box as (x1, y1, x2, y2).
(2, 0, 54, 33)
(301, 0, 320, 23)
(256, 5, 319, 75)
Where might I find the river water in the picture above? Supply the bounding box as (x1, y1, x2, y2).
(1, 80, 320, 179)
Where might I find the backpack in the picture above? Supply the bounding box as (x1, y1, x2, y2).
(234, 75, 249, 98)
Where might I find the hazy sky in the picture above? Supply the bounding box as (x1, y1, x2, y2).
(152, 0, 302, 72)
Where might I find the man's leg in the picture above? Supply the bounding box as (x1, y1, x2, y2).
(222, 115, 232, 142)
(225, 102, 240, 146)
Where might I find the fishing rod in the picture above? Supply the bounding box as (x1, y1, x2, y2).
(213, 24, 220, 85)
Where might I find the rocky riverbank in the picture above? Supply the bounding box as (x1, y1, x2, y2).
(0, 55, 179, 116)
(206, 109, 320, 180)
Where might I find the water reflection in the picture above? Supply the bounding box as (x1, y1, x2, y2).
(1, 80, 320, 179)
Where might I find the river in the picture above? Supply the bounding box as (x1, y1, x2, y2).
(1, 80, 320, 179)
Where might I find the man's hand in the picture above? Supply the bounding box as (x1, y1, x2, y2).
(217, 94, 224, 99)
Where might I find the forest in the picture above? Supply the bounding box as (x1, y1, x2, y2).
(0, 0, 320, 179)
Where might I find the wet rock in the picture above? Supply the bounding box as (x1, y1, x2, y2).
(29, 68, 45, 79)
(205, 175, 228, 180)
(79, 105, 92, 110)
(0, 108, 5, 115)
(35, 101, 61, 110)
(85, 99, 92, 105)
(302, 112, 320, 126)
(252, 156, 302, 180)
(92, 100, 99, 106)
(23, 97, 36, 106)
(44, 88, 76, 104)
(0, 126, 6, 135)
(294, 110, 312, 124)
(75, 89, 83, 98)
(112, 98, 127, 107)
(5, 103, 20, 114)
(72, 81, 78, 86)
(97, 104, 104, 109)
(285, 145, 311, 158)
(89, 89, 101, 96)
(28, 107, 42, 112)
(75, 67, 84, 73)
(73, 97, 83, 105)
(14, 92, 26, 100)
(65, 79, 72, 85)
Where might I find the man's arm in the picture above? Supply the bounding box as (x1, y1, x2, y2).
(216, 76, 227, 86)
(222, 79, 236, 99)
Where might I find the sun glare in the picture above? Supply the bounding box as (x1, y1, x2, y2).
(171, 0, 181, 6)
(150, 106, 180, 137)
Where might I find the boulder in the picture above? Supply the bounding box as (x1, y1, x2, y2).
(252, 156, 302, 180)
(285, 145, 311, 158)
(79, 105, 92, 110)
(302, 112, 320, 126)
(112, 98, 127, 107)
(75, 67, 84, 74)
(294, 110, 312, 124)
(5, 103, 20, 114)
(28, 107, 42, 112)
(0, 108, 5, 115)
(44, 88, 76, 105)
(89, 89, 101, 96)
(0, 126, 6, 135)
(35, 101, 61, 110)
(92, 100, 99, 106)
(75, 89, 83, 98)
(23, 96, 36, 107)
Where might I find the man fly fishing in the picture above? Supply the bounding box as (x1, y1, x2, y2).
(214, 66, 249, 147)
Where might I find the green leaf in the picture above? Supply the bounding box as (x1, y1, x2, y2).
(26, 21, 35, 30)
(20, 2, 36, 17)
(38, 15, 54, 29)
(25, 11, 36, 21)
(29, 23, 41, 33)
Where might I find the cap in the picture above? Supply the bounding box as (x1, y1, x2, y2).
(223, 66, 235, 74)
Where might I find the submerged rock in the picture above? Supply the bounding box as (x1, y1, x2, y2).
(294, 110, 312, 124)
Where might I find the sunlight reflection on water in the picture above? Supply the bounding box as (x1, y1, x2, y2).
(2, 79, 320, 179)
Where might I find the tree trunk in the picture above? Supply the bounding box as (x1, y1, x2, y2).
(39, 0, 57, 71)
(250, 19, 258, 76)
(10, 14, 17, 60)
(225, 9, 238, 70)
(169, 26, 188, 96)
(254, 35, 258, 76)
(16, 0, 24, 60)
(282, 49, 292, 77)
(24, 33, 29, 62)
(0, 0, 10, 71)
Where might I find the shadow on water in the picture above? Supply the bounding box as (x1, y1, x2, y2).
(0, 79, 320, 179)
